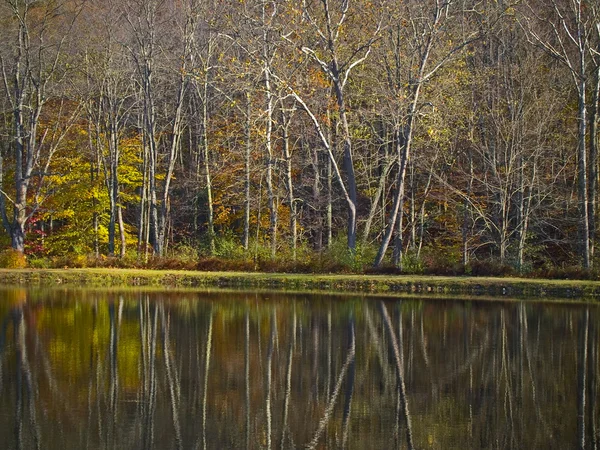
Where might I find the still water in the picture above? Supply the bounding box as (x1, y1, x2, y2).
(0, 288, 597, 450)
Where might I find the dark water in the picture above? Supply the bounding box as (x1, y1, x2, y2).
(0, 288, 598, 450)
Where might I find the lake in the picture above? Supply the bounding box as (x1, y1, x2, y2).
(0, 288, 597, 449)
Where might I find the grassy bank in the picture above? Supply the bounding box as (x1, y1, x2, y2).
(1, 268, 600, 301)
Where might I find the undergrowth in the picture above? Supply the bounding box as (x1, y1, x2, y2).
(3, 241, 600, 280)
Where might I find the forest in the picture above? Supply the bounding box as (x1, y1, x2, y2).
(0, 0, 598, 275)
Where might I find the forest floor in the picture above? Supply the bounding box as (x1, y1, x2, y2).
(1, 268, 600, 302)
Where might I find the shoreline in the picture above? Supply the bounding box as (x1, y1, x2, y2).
(1, 268, 600, 301)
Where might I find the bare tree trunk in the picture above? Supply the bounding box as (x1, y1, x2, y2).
(373, 4, 440, 267)
(202, 80, 215, 255)
(159, 53, 189, 255)
(524, 1, 592, 268)
(107, 123, 120, 256)
(290, 0, 381, 254)
(327, 142, 333, 247)
(144, 74, 160, 256)
(462, 150, 474, 270)
(87, 102, 102, 259)
(118, 206, 126, 258)
(374, 122, 413, 267)
(362, 157, 393, 247)
(243, 93, 251, 251)
(392, 189, 404, 269)
(138, 127, 149, 260)
(578, 82, 591, 269)
(589, 65, 600, 267)
(374, 1, 472, 267)
(281, 107, 296, 259)
(262, 4, 278, 260)
(311, 142, 323, 251)
(191, 31, 216, 255)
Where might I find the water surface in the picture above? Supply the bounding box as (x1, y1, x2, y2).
(0, 288, 597, 449)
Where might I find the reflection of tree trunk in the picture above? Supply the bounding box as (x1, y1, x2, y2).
(245, 308, 251, 450)
(408, 310, 415, 385)
(523, 307, 553, 439)
(500, 310, 515, 447)
(578, 309, 589, 450)
(588, 319, 600, 450)
(280, 309, 296, 448)
(0, 315, 9, 395)
(202, 309, 213, 450)
(161, 304, 182, 449)
(464, 306, 473, 444)
(379, 301, 414, 450)
(87, 302, 98, 449)
(108, 299, 123, 448)
(327, 309, 332, 401)
(588, 314, 598, 450)
(312, 319, 320, 402)
(306, 317, 356, 450)
(15, 309, 41, 450)
(140, 297, 158, 450)
(517, 304, 525, 437)
(342, 316, 356, 448)
(365, 309, 393, 393)
(420, 310, 430, 368)
(15, 311, 24, 450)
(266, 309, 277, 450)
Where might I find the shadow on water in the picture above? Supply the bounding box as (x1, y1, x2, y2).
(0, 288, 598, 449)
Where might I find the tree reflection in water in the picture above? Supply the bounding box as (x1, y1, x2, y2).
(0, 288, 597, 450)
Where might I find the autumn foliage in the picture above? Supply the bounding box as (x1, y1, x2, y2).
(0, 0, 599, 278)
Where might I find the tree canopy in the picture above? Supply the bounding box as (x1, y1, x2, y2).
(0, 0, 598, 274)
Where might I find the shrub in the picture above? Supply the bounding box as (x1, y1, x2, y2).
(27, 256, 52, 269)
(0, 248, 27, 268)
(51, 253, 89, 268)
(528, 265, 598, 280)
(466, 259, 516, 277)
(401, 251, 425, 274)
(319, 235, 378, 273)
(212, 232, 246, 260)
(196, 257, 255, 272)
(167, 242, 199, 263)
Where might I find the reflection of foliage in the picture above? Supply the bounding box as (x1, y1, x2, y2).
(0, 290, 595, 449)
